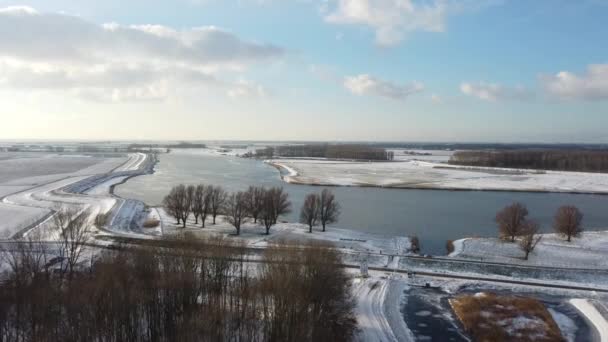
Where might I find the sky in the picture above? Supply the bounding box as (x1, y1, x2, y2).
(0, 0, 607, 142)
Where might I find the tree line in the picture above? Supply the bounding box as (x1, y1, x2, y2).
(450, 149, 608, 172)
(163, 185, 341, 235)
(249, 144, 395, 161)
(0, 234, 357, 341)
(494, 203, 584, 260)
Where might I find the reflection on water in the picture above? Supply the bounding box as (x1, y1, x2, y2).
(403, 288, 468, 342)
(116, 150, 608, 254)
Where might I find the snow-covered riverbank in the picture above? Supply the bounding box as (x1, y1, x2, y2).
(156, 207, 412, 263)
(269, 158, 608, 194)
(449, 230, 608, 269)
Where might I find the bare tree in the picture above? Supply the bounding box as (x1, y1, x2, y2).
(0, 236, 358, 341)
(300, 193, 320, 233)
(200, 186, 212, 228)
(0, 230, 51, 285)
(177, 185, 194, 228)
(209, 185, 227, 224)
(245, 186, 265, 223)
(495, 202, 529, 242)
(54, 207, 91, 279)
(162, 186, 182, 225)
(269, 187, 291, 225)
(192, 184, 205, 224)
(318, 189, 340, 232)
(553, 205, 583, 242)
(258, 187, 291, 235)
(165, 184, 191, 228)
(519, 221, 542, 260)
(225, 191, 248, 235)
(261, 190, 275, 235)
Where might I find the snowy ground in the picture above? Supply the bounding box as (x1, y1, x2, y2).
(269, 158, 608, 194)
(0, 152, 122, 183)
(0, 185, 30, 198)
(352, 272, 415, 342)
(0, 203, 49, 238)
(0, 153, 146, 240)
(450, 231, 608, 269)
(157, 207, 411, 261)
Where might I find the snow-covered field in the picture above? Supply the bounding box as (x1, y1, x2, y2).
(0, 203, 50, 238)
(269, 158, 608, 194)
(0, 185, 30, 198)
(0, 152, 126, 183)
(0, 152, 145, 240)
(450, 231, 608, 269)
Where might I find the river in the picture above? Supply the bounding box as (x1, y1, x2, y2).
(116, 150, 608, 254)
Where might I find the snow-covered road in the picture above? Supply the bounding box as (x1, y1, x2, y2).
(571, 299, 608, 342)
(353, 275, 414, 342)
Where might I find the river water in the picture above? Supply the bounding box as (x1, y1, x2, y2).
(116, 150, 608, 255)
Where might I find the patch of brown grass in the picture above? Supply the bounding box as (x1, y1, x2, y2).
(450, 292, 564, 342)
(143, 219, 160, 228)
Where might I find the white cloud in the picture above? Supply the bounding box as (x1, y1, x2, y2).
(227, 79, 267, 98)
(344, 74, 423, 99)
(430, 93, 443, 103)
(324, 0, 500, 46)
(541, 64, 608, 101)
(0, 6, 284, 102)
(460, 82, 533, 101)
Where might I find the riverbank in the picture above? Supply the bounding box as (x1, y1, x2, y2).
(268, 159, 608, 195)
(449, 230, 608, 269)
(152, 206, 412, 266)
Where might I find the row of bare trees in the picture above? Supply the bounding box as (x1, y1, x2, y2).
(299, 189, 341, 233)
(0, 236, 357, 341)
(495, 202, 584, 260)
(162, 184, 225, 228)
(163, 185, 292, 235)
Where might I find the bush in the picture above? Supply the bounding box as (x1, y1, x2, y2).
(409, 236, 420, 254)
(446, 240, 455, 255)
(143, 219, 160, 228)
(451, 292, 563, 342)
(94, 213, 109, 228)
(0, 237, 357, 341)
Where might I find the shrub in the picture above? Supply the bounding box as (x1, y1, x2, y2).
(409, 236, 420, 254)
(446, 240, 455, 255)
(143, 219, 160, 228)
(94, 213, 109, 228)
